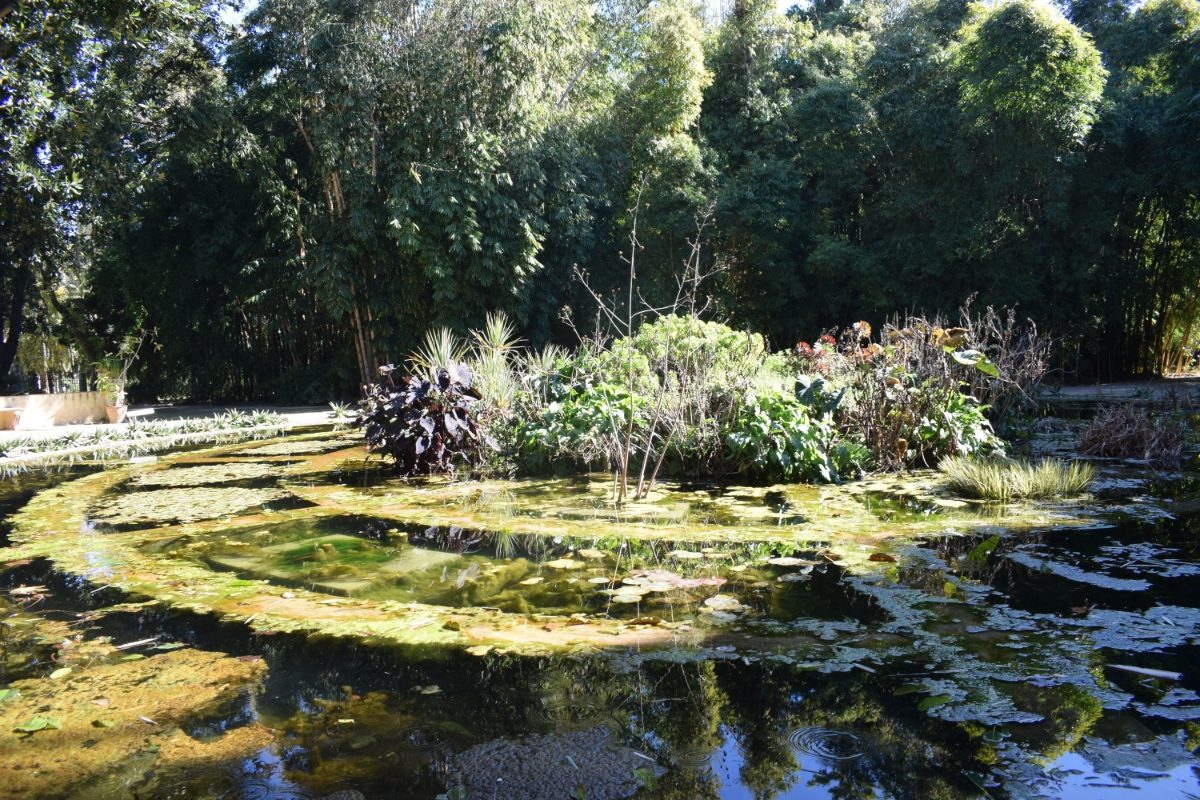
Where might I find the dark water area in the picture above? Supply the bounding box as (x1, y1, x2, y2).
(2, 439, 1199, 800)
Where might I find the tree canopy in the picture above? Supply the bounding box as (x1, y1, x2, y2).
(2, 0, 1198, 399)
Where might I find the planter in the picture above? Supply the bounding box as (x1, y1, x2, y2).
(105, 404, 128, 424)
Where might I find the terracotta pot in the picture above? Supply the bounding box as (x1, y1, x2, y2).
(105, 404, 128, 424)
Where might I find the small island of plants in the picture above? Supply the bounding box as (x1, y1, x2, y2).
(356, 306, 1095, 504)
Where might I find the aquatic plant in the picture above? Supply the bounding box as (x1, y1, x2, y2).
(792, 317, 1009, 469)
(939, 456, 1095, 501)
(724, 390, 864, 483)
(1078, 403, 1187, 464)
(356, 363, 491, 475)
(0, 411, 289, 477)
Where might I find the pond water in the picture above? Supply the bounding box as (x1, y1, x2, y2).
(1, 429, 1198, 799)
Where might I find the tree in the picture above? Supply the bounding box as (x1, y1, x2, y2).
(0, 0, 226, 382)
(229, 0, 599, 386)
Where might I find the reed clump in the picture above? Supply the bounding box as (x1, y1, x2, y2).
(939, 456, 1095, 502)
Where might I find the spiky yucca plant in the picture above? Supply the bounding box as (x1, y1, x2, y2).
(409, 327, 469, 381)
(470, 312, 523, 412)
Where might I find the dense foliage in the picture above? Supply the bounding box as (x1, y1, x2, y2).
(357, 364, 490, 475)
(2, 0, 1198, 400)
(467, 314, 1015, 485)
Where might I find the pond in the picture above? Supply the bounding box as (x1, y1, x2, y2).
(0, 428, 1198, 799)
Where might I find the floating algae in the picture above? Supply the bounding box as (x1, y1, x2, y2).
(2, 428, 1199, 799)
(235, 438, 358, 457)
(0, 634, 266, 800)
(87, 485, 295, 527)
(128, 460, 279, 488)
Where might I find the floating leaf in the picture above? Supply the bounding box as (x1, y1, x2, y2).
(766, 557, 815, 567)
(49, 667, 72, 680)
(153, 642, 188, 651)
(917, 695, 951, 712)
(868, 552, 897, 563)
(967, 535, 1000, 564)
(703, 595, 743, 612)
(14, 717, 61, 733)
(0, 689, 18, 704)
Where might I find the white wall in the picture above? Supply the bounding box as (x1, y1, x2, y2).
(0, 392, 108, 430)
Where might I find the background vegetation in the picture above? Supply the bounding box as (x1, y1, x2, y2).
(2, 0, 1198, 401)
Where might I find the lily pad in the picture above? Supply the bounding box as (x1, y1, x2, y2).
(89, 486, 290, 527)
(917, 695, 951, 712)
(13, 717, 61, 733)
(703, 595, 743, 613)
(766, 557, 815, 567)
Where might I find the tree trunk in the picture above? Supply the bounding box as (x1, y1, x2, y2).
(0, 264, 31, 378)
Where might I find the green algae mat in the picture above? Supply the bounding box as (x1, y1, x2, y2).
(2, 431, 1199, 799)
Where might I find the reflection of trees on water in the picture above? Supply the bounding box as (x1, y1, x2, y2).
(626, 660, 979, 800)
(122, 606, 1159, 799)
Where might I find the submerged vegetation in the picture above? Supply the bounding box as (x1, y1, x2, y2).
(939, 456, 1096, 501)
(1, 423, 1197, 798)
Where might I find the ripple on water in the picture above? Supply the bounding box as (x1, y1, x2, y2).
(670, 745, 714, 770)
(530, 697, 613, 729)
(786, 727, 864, 761)
(396, 724, 451, 752)
(239, 780, 314, 800)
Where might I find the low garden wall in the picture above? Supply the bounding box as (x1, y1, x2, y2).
(0, 391, 107, 430)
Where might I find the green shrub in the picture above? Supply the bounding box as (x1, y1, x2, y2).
(939, 456, 1095, 501)
(516, 383, 645, 473)
(724, 391, 866, 483)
